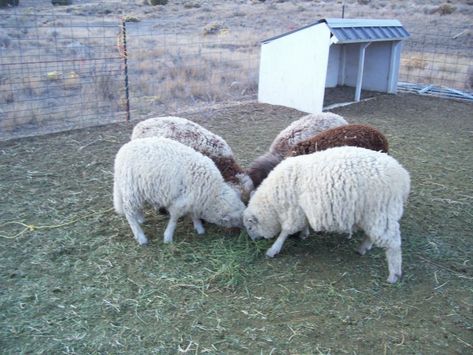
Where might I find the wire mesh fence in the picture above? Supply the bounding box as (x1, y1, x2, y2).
(399, 25, 473, 93)
(123, 19, 260, 120)
(0, 13, 472, 141)
(0, 14, 125, 140)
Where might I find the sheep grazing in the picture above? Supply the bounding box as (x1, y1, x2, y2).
(131, 116, 254, 202)
(113, 137, 245, 245)
(288, 124, 389, 157)
(243, 146, 410, 283)
(247, 112, 348, 188)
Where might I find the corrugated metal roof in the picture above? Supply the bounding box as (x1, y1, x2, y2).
(326, 18, 410, 43)
(262, 18, 409, 44)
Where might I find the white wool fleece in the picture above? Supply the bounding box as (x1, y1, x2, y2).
(114, 137, 245, 245)
(244, 146, 410, 283)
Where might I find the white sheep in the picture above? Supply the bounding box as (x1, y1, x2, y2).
(269, 112, 349, 156)
(243, 146, 410, 283)
(131, 116, 254, 202)
(113, 137, 245, 245)
(247, 112, 348, 188)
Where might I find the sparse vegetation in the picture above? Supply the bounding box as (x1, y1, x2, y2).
(123, 15, 140, 23)
(202, 22, 228, 35)
(436, 3, 456, 15)
(51, 0, 72, 5)
(184, 1, 201, 9)
(0, 0, 19, 8)
(147, 0, 168, 6)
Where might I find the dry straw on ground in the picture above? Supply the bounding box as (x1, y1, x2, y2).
(1, 93, 472, 353)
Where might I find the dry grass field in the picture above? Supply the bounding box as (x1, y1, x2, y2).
(1, 1, 473, 353)
(1, 0, 472, 139)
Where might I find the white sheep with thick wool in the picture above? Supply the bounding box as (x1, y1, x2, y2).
(114, 137, 245, 245)
(131, 116, 254, 202)
(244, 146, 410, 283)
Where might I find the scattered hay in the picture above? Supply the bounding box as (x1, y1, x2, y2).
(1, 95, 472, 353)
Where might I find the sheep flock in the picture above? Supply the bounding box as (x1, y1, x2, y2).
(113, 113, 410, 284)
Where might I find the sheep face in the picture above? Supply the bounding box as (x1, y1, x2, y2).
(243, 209, 279, 241)
(204, 185, 245, 228)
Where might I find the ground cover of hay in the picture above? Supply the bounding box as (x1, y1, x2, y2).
(1, 93, 472, 354)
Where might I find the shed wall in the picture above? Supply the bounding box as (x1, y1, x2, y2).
(325, 45, 341, 88)
(258, 23, 331, 113)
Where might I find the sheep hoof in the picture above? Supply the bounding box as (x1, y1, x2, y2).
(195, 226, 205, 235)
(298, 228, 309, 240)
(137, 237, 149, 246)
(266, 248, 279, 258)
(387, 273, 402, 284)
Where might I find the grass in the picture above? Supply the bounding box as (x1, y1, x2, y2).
(1, 93, 472, 353)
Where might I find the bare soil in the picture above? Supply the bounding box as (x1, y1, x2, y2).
(1, 93, 472, 353)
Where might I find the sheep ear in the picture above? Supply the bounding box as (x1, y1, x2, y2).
(247, 215, 258, 225)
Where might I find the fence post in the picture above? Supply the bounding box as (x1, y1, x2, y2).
(120, 17, 131, 122)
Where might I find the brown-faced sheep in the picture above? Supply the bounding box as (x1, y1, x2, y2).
(288, 124, 389, 157)
(247, 112, 348, 188)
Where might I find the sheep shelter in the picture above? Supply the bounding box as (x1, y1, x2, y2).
(258, 18, 410, 113)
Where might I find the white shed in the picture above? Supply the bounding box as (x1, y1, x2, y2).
(258, 18, 410, 113)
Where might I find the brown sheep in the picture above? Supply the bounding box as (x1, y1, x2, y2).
(288, 124, 389, 157)
(247, 112, 348, 189)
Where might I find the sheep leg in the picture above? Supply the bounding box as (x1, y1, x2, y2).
(357, 235, 373, 255)
(385, 229, 402, 283)
(191, 215, 205, 235)
(163, 214, 179, 244)
(298, 226, 310, 240)
(372, 222, 402, 283)
(125, 213, 148, 246)
(136, 210, 145, 224)
(385, 245, 402, 284)
(266, 230, 290, 258)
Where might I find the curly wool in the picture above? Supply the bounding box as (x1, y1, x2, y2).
(288, 124, 389, 157)
(244, 146, 410, 283)
(269, 112, 348, 156)
(131, 116, 253, 202)
(247, 112, 348, 188)
(114, 137, 245, 245)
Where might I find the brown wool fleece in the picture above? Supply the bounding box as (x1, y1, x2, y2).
(288, 124, 389, 157)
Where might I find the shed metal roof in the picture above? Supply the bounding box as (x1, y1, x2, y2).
(262, 18, 410, 44)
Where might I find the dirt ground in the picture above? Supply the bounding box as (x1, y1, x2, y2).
(1, 93, 472, 353)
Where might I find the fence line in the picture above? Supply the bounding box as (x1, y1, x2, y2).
(0, 13, 472, 141)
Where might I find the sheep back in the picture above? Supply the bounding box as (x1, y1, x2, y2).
(131, 116, 253, 201)
(249, 146, 409, 234)
(131, 116, 234, 158)
(288, 124, 389, 157)
(269, 112, 348, 156)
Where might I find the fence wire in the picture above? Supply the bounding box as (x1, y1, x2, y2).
(0, 13, 472, 141)
(123, 19, 260, 120)
(399, 26, 473, 92)
(0, 14, 125, 140)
